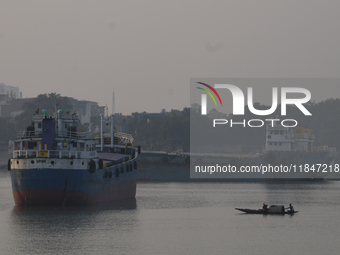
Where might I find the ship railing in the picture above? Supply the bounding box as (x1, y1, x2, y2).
(291, 146, 337, 153)
(313, 146, 336, 152)
(32, 114, 51, 120)
(293, 134, 315, 140)
(32, 114, 79, 121)
(16, 130, 91, 140)
(113, 131, 134, 144)
(13, 150, 97, 159)
(16, 131, 42, 139)
(94, 131, 134, 145)
(59, 114, 80, 120)
(54, 131, 91, 140)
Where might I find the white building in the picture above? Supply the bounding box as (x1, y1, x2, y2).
(0, 83, 21, 117)
(0, 83, 20, 99)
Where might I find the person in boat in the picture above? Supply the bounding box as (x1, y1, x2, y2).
(287, 203, 294, 212)
(262, 203, 268, 212)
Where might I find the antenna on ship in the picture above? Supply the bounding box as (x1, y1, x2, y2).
(112, 90, 115, 116)
(111, 90, 115, 148)
(48, 93, 58, 116)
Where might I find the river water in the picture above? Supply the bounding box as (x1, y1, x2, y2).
(1, 153, 340, 254)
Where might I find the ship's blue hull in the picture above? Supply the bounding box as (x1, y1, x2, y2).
(11, 164, 137, 205)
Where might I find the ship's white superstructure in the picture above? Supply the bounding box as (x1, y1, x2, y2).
(266, 121, 336, 153)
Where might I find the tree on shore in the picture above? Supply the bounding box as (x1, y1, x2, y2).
(14, 93, 73, 131)
(1, 96, 340, 152)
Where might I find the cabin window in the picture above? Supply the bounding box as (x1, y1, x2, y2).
(28, 141, 37, 149)
(73, 142, 77, 148)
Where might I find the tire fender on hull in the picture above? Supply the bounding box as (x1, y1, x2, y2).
(89, 160, 96, 173)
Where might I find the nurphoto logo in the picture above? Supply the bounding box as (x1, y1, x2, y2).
(196, 82, 312, 128)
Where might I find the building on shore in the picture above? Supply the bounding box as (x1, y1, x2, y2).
(0, 83, 105, 124)
(0, 83, 20, 99)
(0, 83, 24, 117)
(67, 98, 105, 125)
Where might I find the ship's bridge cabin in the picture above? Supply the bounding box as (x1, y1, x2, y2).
(13, 109, 97, 159)
(266, 121, 315, 152)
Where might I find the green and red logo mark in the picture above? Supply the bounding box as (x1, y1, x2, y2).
(196, 82, 223, 106)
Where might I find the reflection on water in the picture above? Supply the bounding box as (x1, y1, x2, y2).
(8, 198, 139, 255)
(12, 198, 137, 212)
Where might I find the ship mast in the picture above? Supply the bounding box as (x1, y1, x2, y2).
(49, 95, 58, 115)
(112, 91, 115, 116)
(111, 90, 115, 148)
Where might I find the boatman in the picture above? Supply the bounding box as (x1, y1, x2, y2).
(262, 203, 268, 212)
(287, 203, 294, 212)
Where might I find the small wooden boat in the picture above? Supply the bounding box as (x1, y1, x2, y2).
(235, 205, 298, 215)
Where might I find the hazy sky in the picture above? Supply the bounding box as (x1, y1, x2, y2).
(1, 0, 340, 114)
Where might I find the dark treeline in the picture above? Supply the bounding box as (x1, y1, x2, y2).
(128, 108, 190, 152)
(0, 94, 339, 152)
(0, 93, 73, 145)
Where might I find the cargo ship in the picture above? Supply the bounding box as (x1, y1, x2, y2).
(137, 123, 338, 181)
(8, 109, 138, 205)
